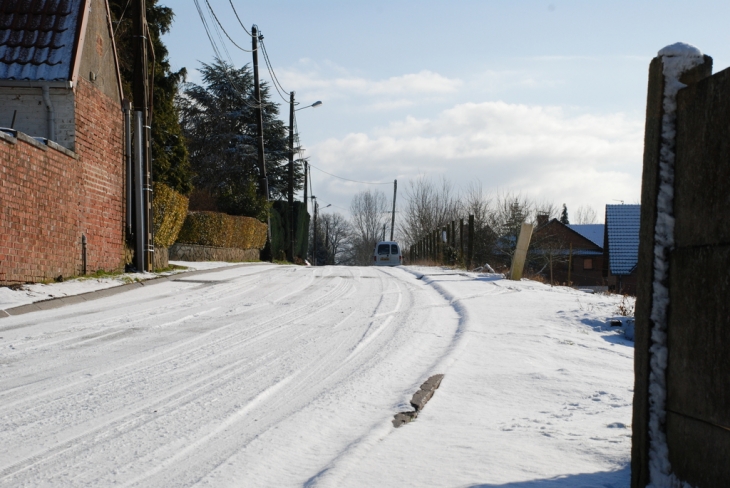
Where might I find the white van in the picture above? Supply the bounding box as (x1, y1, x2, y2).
(373, 241, 403, 266)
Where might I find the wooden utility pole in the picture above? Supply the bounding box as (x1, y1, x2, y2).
(312, 198, 318, 266)
(132, 0, 151, 272)
(288, 91, 295, 262)
(303, 162, 308, 208)
(251, 26, 271, 250)
(390, 179, 397, 241)
(568, 243, 573, 285)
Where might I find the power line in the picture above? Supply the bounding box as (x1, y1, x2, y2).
(204, 0, 254, 52)
(308, 163, 393, 185)
(228, 0, 254, 37)
(193, 0, 261, 110)
(260, 39, 291, 103)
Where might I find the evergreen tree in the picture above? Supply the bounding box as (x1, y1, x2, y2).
(177, 59, 304, 219)
(108, 0, 192, 194)
(560, 204, 570, 225)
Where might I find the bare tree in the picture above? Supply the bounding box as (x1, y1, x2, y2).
(320, 212, 351, 265)
(348, 190, 389, 265)
(574, 205, 599, 224)
(398, 176, 460, 247)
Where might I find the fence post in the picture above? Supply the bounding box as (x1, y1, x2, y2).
(459, 218, 464, 264)
(451, 220, 456, 248)
(467, 215, 474, 270)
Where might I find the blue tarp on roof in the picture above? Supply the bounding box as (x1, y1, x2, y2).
(0, 0, 84, 81)
(605, 204, 640, 275)
(568, 224, 604, 248)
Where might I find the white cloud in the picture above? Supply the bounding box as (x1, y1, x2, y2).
(309, 101, 643, 220)
(278, 67, 462, 102)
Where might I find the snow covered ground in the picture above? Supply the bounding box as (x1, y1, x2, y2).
(0, 264, 634, 487)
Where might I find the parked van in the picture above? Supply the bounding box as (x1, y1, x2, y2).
(373, 241, 403, 266)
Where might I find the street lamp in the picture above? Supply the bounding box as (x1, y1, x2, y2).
(296, 100, 323, 111)
(288, 94, 323, 262)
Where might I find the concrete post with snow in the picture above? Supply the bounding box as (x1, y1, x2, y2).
(633, 43, 730, 488)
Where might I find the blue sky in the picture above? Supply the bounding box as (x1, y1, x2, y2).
(163, 1, 730, 221)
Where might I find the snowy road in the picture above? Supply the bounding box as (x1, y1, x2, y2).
(0, 265, 459, 487)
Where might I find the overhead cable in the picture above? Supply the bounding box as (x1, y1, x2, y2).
(228, 0, 254, 37)
(308, 163, 393, 185)
(204, 0, 254, 52)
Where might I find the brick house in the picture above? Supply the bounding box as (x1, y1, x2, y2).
(0, 0, 125, 284)
(602, 204, 640, 295)
(532, 216, 606, 288)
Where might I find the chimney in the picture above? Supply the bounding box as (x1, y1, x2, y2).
(537, 213, 549, 228)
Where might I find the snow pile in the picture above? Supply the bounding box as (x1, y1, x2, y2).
(647, 42, 704, 488)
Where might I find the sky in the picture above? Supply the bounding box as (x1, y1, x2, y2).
(163, 1, 730, 223)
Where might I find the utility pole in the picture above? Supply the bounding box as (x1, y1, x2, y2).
(312, 198, 318, 266)
(325, 219, 329, 265)
(288, 91, 295, 262)
(132, 0, 151, 272)
(303, 162, 308, 209)
(390, 179, 397, 241)
(251, 25, 271, 251)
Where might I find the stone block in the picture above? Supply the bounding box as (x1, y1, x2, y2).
(410, 389, 434, 412)
(392, 411, 417, 428)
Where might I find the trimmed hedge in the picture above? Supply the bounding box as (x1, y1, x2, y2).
(153, 183, 189, 248)
(176, 211, 268, 250)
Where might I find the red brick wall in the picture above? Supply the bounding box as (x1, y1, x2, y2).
(0, 79, 124, 284)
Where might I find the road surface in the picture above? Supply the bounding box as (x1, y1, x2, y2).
(0, 264, 459, 487)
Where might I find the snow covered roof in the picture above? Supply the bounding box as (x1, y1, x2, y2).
(0, 0, 84, 81)
(605, 204, 641, 276)
(568, 224, 604, 248)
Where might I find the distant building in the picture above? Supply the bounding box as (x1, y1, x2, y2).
(0, 0, 126, 284)
(602, 204, 641, 295)
(531, 216, 605, 288)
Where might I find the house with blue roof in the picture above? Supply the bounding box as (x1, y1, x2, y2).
(602, 204, 641, 295)
(531, 216, 605, 288)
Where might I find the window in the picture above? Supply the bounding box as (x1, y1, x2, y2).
(583, 258, 593, 270)
(378, 244, 390, 255)
(391, 245, 399, 254)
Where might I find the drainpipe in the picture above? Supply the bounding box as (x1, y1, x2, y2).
(41, 85, 56, 142)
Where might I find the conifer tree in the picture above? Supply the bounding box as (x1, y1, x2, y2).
(108, 0, 192, 194)
(560, 204, 570, 225)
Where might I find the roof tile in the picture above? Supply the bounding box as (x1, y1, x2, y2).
(0, 0, 83, 81)
(605, 204, 641, 275)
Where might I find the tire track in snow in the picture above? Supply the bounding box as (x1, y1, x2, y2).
(0, 270, 360, 483)
(0, 270, 353, 415)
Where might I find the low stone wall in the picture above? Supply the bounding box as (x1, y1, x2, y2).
(169, 243, 260, 263)
(153, 247, 169, 270)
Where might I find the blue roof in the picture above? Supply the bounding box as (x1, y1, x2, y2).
(568, 224, 604, 248)
(0, 0, 84, 81)
(605, 204, 640, 275)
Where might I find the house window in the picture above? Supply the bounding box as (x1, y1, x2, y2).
(583, 258, 594, 270)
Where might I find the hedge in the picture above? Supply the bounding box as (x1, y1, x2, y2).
(176, 211, 268, 250)
(153, 183, 189, 248)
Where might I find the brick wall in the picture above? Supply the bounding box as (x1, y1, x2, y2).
(0, 78, 124, 284)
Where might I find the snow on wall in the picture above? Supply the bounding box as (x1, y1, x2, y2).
(647, 42, 704, 488)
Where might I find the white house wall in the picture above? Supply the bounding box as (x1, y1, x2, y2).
(0, 87, 76, 150)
